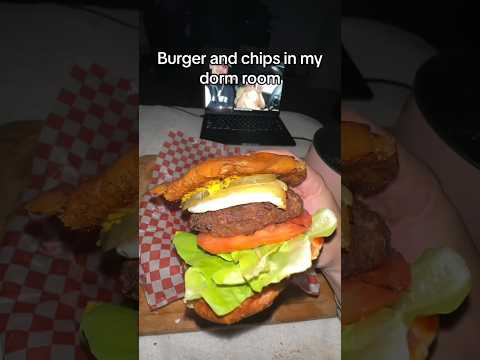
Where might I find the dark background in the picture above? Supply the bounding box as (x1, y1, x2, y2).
(138, 0, 475, 123)
(9, 1, 474, 123)
(9, 0, 475, 51)
(343, 0, 476, 51)
(139, 0, 341, 124)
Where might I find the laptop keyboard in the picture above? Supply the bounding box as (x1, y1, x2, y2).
(206, 114, 285, 132)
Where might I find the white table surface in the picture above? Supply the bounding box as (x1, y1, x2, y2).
(139, 105, 340, 360)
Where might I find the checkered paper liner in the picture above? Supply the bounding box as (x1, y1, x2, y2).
(0, 64, 138, 359)
(139, 132, 242, 308)
(139, 131, 320, 310)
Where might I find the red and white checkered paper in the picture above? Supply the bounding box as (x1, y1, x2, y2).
(139, 132, 242, 308)
(139, 131, 320, 310)
(0, 64, 138, 359)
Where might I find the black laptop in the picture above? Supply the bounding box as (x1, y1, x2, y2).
(200, 63, 295, 146)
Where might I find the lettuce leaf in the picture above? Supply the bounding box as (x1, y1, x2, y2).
(342, 247, 471, 360)
(80, 303, 138, 360)
(173, 208, 337, 316)
(213, 243, 280, 285)
(247, 235, 313, 292)
(342, 308, 409, 360)
(213, 208, 338, 288)
(394, 247, 472, 322)
(184, 267, 254, 315)
(308, 207, 338, 239)
(173, 232, 254, 315)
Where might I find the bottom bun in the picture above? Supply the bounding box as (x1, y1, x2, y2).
(193, 283, 285, 325)
(191, 241, 323, 325)
(408, 315, 439, 360)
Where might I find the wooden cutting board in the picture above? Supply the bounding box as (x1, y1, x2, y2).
(139, 272, 337, 335)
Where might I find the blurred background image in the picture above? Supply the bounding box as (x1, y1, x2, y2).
(1, 2, 139, 359)
(341, 1, 479, 359)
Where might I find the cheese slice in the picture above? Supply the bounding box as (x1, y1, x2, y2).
(187, 180, 287, 213)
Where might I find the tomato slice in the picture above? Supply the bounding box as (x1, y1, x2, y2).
(289, 211, 313, 227)
(311, 237, 324, 259)
(407, 315, 439, 358)
(197, 211, 312, 254)
(342, 251, 411, 325)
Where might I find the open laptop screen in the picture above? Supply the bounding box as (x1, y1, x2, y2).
(204, 64, 284, 112)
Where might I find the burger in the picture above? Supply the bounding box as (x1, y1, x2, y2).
(151, 152, 337, 324)
(340, 120, 471, 360)
(341, 185, 411, 325)
(341, 185, 471, 360)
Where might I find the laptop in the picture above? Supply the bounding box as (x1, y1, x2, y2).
(200, 63, 296, 146)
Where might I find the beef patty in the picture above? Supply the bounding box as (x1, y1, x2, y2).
(189, 189, 304, 237)
(342, 200, 390, 278)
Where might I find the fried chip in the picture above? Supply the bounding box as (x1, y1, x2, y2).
(152, 152, 306, 202)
